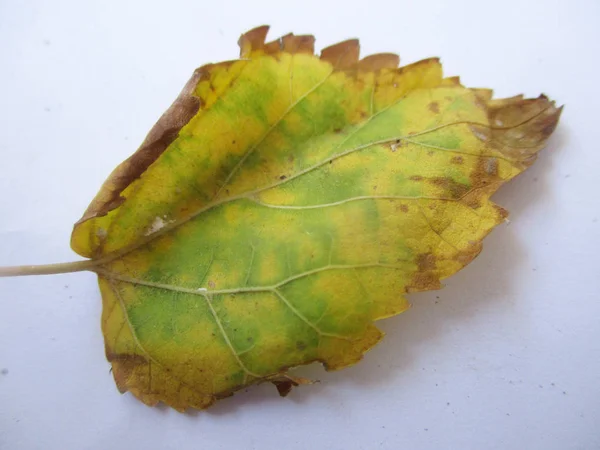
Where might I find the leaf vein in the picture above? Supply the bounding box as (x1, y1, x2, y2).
(212, 66, 335, 200)
(107, 280, 212, 403)
(273, 289, 350, 341)
(203, 294, 261, 378)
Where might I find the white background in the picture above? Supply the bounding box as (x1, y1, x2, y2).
(0, 1, 598, 449)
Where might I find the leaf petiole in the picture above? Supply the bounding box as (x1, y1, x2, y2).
(0, 259, 98, 277)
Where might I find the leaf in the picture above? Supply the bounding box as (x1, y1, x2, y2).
(68, 26, 561, 411)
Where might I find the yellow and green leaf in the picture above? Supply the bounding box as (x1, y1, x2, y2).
(68, 26, 561, 411)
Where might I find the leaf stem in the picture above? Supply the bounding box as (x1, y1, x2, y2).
(0, 259, 98, 277)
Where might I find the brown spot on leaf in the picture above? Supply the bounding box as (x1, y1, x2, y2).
(389, 139, 403, 152)
(417, 253, 436, 271)
(450, 156, 464, 165)
(320, 39, 360, 69)
(105, 352, 151, 394)
(428, 102, 440, 113)
(428, 177, 470, 198)
(410, 175, 424, 181)
(398, 204, 409, 213)
(485, 158, 499, 176)
(272, 380, 294, 397)
(407, 272, 440, 293)
(485, 95, 562, 167)
(74, 66, 209, 228)
(407, 253, 441, 293)
(238, 26, 270, 57)
(495, 205, 509, 220)
(269, 373, 313, 397)
(281, 34, 316, 54)
(357, 53, 400, 71)
(453, 242, 483, 266)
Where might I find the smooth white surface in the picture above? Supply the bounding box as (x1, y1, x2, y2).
(0, 1, 598, 449)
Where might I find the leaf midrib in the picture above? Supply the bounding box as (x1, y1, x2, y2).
(98, 261, 409, 296)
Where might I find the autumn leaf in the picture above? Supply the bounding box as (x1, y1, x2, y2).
(0, 26, 561, 411)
